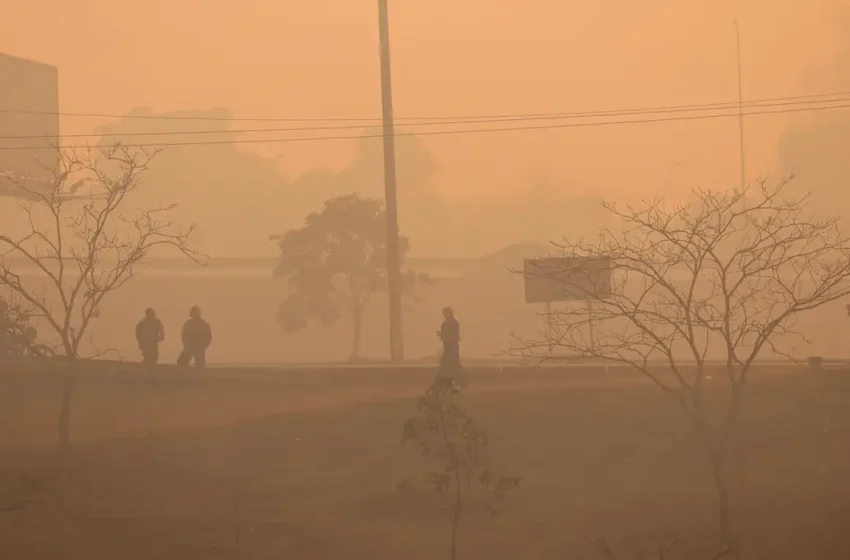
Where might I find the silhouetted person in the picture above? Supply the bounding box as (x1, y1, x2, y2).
(177, 306, 212, 368)
(136, 308, 165, 365)
(437, 306, 461, 376)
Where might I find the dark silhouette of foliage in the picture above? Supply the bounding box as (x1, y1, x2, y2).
(273, 193, 427, 360)
(92, 107, 290, 254)
(0, 297, 53, 358)
(402, 377, 520, 560)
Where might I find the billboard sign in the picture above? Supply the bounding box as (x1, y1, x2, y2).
(523, 256, 612, 303)
(0, 53, 60, 195)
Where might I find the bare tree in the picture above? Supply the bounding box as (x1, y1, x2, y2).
(0, 144, 204, 457)
(515, 178, 850, 548)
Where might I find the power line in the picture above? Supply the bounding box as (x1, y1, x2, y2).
(0, 108, 380, 124)
(1, 100, 848, 151)
(1, 89, 849, 124)
(2, 94, 849, 141)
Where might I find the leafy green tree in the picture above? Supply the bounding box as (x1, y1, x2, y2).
(273, 194, 425, 361)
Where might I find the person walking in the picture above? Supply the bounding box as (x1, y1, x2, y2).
(177, 306, 212, 368)
(135, 308, 165, 365)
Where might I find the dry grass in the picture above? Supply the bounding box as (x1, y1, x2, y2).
(1, 367, 849, 559)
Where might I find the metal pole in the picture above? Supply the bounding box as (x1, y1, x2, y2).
(545, 301, 553, 354)
(735, 20, 746, 196)
(377, 0, 404, 361)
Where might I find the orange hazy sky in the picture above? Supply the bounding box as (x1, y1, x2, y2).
(1, 0, 846, 205)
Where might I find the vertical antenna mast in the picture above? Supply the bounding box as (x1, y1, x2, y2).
(735, 20, 747, 198)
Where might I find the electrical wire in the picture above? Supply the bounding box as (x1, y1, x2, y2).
(1, 94, 849, 140)
(1, 89, 849, 124)
(1, 100, 848, 151)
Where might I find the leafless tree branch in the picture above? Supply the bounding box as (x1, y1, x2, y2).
(0, 144, 205, 359)
(511, 177, 850, 546)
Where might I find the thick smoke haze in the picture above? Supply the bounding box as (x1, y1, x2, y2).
(778, 10, 850, 217)
(3, 0, 850, 257)
(6, 5, 850, 559)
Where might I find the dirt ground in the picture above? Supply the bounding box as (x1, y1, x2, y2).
(1, 367, 849, 559)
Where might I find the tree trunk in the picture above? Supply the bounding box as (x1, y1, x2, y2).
(349, 307, 362, 362)
(689, 401, 736, 552)
(709, 453, 732, 546)
(57, 360, 75, 464)
(451, 459, 462, 560)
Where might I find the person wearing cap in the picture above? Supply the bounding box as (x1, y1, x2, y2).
(135, 308, 165, 365)
(177, 306, 212, 368)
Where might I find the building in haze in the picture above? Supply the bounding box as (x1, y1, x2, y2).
(0, 53, 60, 197)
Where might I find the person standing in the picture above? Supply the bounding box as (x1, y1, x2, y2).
(177, 306, 212, 368)
(437, 306, 461, 377)
(135, 308, 165, 365)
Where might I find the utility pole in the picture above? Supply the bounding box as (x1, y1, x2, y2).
(377, 0, 404, 361)
(735, 20, 747, 197)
